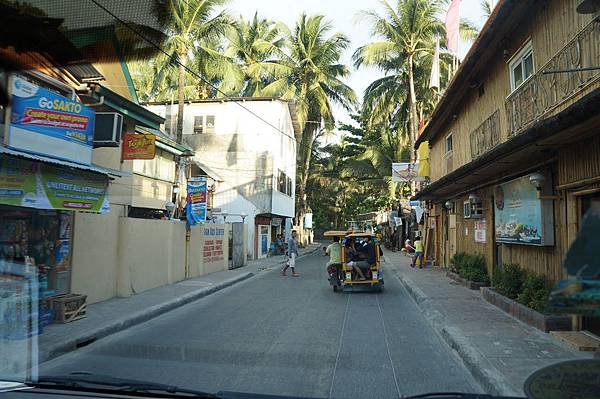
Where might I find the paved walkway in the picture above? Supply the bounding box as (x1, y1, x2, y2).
(38, 244, 321, 365)
(384, 251, 591, 396)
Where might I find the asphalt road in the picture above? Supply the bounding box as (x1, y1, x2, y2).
(41, 251, 482, 398)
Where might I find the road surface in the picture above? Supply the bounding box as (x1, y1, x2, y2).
(42, 251, 481, 398)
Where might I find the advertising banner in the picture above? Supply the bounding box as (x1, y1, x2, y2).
(304, 212, 313, 229)
(122, 133, 156, 160)
(7, 75, 95, 165)
(392, 163, 426, 182)
(494, 175, 553, 245)
(0, 157, 109, 213)
(187, 177, 207, 226)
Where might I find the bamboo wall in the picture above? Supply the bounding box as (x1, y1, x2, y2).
(429, 0, 599, 182)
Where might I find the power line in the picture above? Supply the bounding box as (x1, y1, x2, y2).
(89, 0, 329, 152)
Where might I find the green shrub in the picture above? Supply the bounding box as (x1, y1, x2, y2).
(450, 252, 468, 274)
(493, 263, 525, 299)
(458, 254, 490, 285)
(518, 273, 552, 314)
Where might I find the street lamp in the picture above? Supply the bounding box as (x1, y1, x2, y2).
(240, 212, 247, 223)
(222, 211, 228, 222)
(444, 201, 454, 211)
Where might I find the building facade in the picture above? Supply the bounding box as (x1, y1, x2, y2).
(415, 1, 599, 332)
(146, 98, 299, 259)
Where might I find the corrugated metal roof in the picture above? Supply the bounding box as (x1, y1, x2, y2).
(0, 147, 130, 177)
(192, 158, 223, 182)
(63, 63, 104, 82)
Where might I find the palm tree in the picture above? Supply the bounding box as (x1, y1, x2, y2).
(158, 0, 234, 143)
(261, 14, 357, 226)
(353, 0, 445, 148)
(221, 13, 287, 96)
(481, 0, 496, 19)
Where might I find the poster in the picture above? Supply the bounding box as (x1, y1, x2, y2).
(122, 133, 156, 160)
(7, 75, 95, 165)
(0, 157, 109, 213)
(392, 163, 426, 182)
(474, 220, 486, 243)
(494, 175, 553, 245)
(304, 212, 313, 229)
(202, 226, 225, 263)
(187, 177, 207, 225)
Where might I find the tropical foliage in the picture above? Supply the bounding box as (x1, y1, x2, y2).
(129, 0, 481, 230)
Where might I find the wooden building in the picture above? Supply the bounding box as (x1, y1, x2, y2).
(414, 0, 600, 332)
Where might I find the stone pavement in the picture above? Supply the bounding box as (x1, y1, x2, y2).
(38, 244, 321, 365)
(383, 250, 592, 397)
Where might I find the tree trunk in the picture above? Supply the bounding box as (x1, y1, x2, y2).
(176, 61, 185, 144)
(407, 53, 418, 156)
(295, 124, 317, 240)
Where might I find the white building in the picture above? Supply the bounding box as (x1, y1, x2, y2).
(145, 98, 299, 259)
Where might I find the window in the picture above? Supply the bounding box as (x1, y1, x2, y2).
(276, 169, 293, 197)
(192, 115, 216, 134)
(445, 134, 453, 154)
(509, 41, 534, 91)
(164, 106, 177, 136)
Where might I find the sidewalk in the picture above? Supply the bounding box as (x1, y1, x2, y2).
(384, 251, 591, 397)
(39, 244, 321, 365)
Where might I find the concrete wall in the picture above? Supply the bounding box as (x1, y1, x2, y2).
(71, 210, 122, 304)
(117, 218, 187, 296)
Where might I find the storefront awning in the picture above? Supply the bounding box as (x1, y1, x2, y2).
(192, 158, 224, 182)
(0, 147, 130, 178)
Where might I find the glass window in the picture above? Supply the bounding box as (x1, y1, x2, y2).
(205, 115, 215, 133)
(193, 116, 204, 134)
(509, 41, 534, 91)
(445, 134, 453, 154)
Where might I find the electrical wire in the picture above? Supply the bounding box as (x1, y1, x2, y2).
(88, 0, 333, 153)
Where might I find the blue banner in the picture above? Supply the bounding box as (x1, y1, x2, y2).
(186, 177, 207, 226)
(8, 75, 95, 165)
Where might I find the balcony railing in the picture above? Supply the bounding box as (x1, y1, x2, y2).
(470, 109, 500, 159)
(506, 19, 600, 136)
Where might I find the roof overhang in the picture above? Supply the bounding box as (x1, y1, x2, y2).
(192, 158, 224, 181)
(0, 146, 130, 178)
(415, 88, 600, 201)
(92, 85, 164, 130)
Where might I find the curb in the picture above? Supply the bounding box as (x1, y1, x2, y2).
(389, 261, 522, 397)
(40, 272, 254, 364)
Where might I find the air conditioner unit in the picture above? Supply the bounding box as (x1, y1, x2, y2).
(94, 112, 123, 147)
(463, 201, 472, 219)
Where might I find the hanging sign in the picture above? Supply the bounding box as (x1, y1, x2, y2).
(0, 156, 109, 213)
(7, 75, 95, 165)
(304, 213, 313, 229)
(392, 163, 426, 182)
(186, 177, 207, 225)
(122, 133, 156, 160)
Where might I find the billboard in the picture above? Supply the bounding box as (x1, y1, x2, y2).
(494, 175, 554, 245)
(187, 177, 207, 225)
(392, 163, 426, 182)
(7, 75, 95, 165)
(0, 156, 109, 213)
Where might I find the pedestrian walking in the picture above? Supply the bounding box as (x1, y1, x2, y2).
(282, 230, 300, 277)
(411, 235, 424, 269)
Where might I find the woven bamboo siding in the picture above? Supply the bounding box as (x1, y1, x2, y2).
(428, 0, 598, 181)
(558, 136, 600, 186)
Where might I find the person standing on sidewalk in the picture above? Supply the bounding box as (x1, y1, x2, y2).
(282, 230, 299, 277)
(411, 235, 424, 269)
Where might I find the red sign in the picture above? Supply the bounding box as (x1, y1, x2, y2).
(122, 133, 156, 160)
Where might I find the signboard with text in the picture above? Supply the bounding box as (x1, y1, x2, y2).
(186, 177, 207, 225)
(7, 75, 95, 165)
(122, 133, 156, 160)
(474, 220, 486, 243)
(0, 156, 109, 213)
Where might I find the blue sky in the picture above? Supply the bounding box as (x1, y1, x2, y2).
(228, 0, 489, 125)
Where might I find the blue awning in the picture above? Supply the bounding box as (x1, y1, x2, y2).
(0, 147, 130, 178)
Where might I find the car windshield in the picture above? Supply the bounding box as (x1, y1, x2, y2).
(1, 1, 599, 399)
